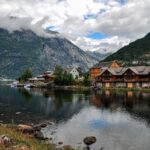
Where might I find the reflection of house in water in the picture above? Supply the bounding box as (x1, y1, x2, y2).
(89, 90, 150, 118)
(89, 93, 102, 107)
(89, 91, 117, 111)
(105, 90, 110, 97)
(127, 91, 133, 98)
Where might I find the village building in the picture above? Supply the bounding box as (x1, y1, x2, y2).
(89, 60, 121, 80)
(29, 70, 54, 83)
(66, 67, 79, 79)
(96, 66, 150, 88)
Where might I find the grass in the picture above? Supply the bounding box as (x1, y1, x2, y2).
(0, 125, 74, 150)
(0, 125, 51, 150)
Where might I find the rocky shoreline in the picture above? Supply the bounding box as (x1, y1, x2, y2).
(0, 122, 74, 150)
(0, 122, 101, 150)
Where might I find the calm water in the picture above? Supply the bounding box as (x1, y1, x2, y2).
(0, 84, 150, 150)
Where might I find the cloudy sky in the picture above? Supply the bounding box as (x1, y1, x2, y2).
(0, 0, 150, 54)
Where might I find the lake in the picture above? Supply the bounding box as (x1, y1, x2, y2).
(0, 84, 150, 150)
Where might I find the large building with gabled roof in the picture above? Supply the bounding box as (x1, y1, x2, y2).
(96, 66, 150, 88)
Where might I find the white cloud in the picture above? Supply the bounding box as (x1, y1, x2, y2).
(73, 36, 130, 53)
(0, 0, 149, 53)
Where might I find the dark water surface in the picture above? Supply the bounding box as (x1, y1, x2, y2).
(0, 85, 150, 150)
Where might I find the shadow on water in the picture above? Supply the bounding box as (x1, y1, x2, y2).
(17, 88, 32, 102)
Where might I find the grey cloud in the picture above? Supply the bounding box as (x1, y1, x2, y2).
(0, 16, 61, 38)
(95, 0, 150, 40)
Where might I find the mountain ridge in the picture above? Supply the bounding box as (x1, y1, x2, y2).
(103, 32, 150, 64)
(0, 28, 99, 78)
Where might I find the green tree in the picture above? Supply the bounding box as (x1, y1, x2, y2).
(77, 67, 83, 77)
(21, 68, 32, 81)
(83, 72, 90, 86)
(54, 65, 63, 76)
(54, 65, 64, 85)
(54, 65, 75, 85)
(67, 73, 74, 85)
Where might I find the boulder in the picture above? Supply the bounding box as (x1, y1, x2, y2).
(33, 126, 41, 132)
(34, 131, 47, 140)
(33, 123, 47, 131)
(83, 136, 96, 145)
(58, 141, 63, 145)
(0, 135, 11, 147)
(18, 124, 34, 134)
(39, 123, 47, 128)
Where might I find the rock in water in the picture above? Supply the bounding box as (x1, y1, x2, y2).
(83, 136, 96, 145)
(34, 131, 47, 140)
(33, 125, 41, 131)
(39, 123, 47, 128)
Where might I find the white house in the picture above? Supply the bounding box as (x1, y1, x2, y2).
(66, 67, 79, 79)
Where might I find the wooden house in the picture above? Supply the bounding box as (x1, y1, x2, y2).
(29, 70, 54, 83)
(89, 60, 121, 80)
(96, 66, 150, 88)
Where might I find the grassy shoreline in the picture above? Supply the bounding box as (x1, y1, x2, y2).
(0, 124, 74, 150)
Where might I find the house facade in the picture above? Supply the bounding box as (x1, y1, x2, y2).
(29, 70, 54, 83)
(66, 67, 79, 79)
(96, 66, 150, 88)
(89, 60, 121, 80)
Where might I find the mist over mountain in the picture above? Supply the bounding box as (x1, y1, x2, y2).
(86, 50, 111, 62)
(0, 28, 99, 78)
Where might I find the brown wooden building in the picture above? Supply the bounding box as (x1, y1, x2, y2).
(96, 66, 150, 88)
(89, 60, 121, 80)
(29, 71, 54, 83)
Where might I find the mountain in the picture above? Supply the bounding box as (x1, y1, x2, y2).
(103, 33, 150, 64)
(86, 51, 111, 62)
(0, 28, 98, 78)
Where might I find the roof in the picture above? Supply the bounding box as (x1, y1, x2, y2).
(100, 67, 127, 76)
(29, 77, 45, 81)
(37, 75, 44, 78)
(65, 67, 78, 73)
(44, 71, 53, 75)
(92, 60, 120, 69)
(129, 66, 150, 75)
(100, 66, 150, 76)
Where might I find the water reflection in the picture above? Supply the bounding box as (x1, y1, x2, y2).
(0, 85, 150, 149)
(43, 107, 150, 150)
(18, 88, 32, 102)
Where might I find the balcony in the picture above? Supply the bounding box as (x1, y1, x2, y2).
(96, 78, 150, 83)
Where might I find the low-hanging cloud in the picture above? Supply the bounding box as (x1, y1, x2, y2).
(0, 16, 61, 38)
(0, 0, 150, 53)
